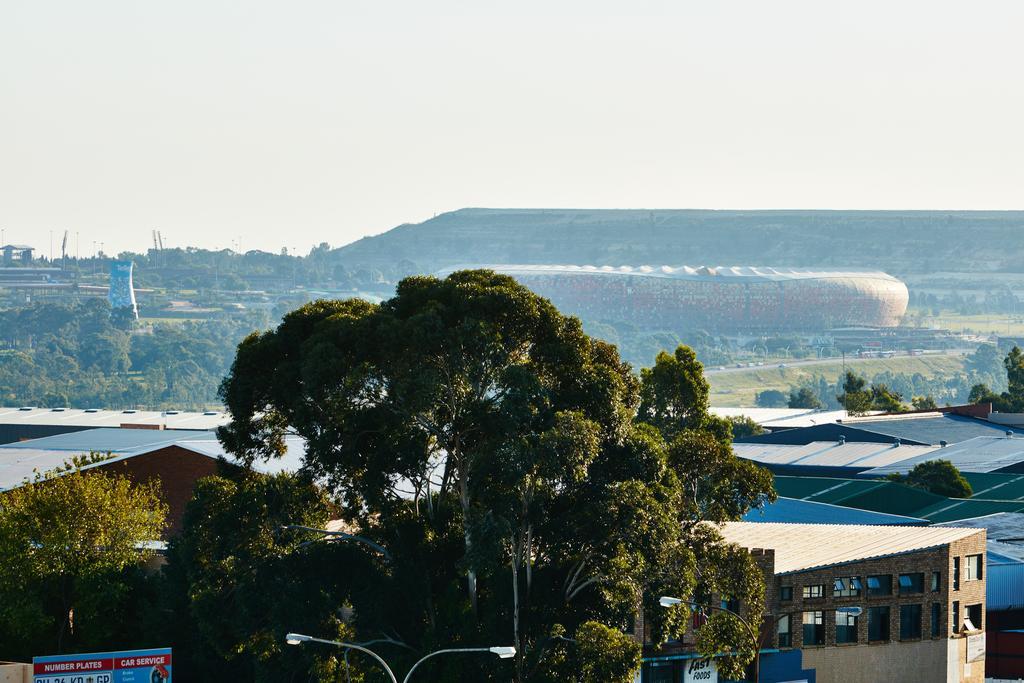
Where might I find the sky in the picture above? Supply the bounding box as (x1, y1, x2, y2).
(2, 1, 1023, 256)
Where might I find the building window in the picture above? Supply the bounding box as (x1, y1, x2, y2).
(965, 554, 983, 581)
(778, 614, 792, 647)
(965, 604, 982, 631)
(931, 572, 941, 592)
(952, 601, 960, 634)
(867, 575, 892, 596)
(898, 573, 924, 594)
(868, 606, 891, 642)
(780, 586, 793, 602)
(803, 611, 824, 645)
(931, 603, 942, 637)
(953, 557, 960, 591)
(836, 610, 859, 643)
(900, 604, 922, 640)
(802, 584, 825, 600)
(833, 577, 863, 597)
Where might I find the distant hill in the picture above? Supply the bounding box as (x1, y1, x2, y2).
(333, 208, 1024, 280)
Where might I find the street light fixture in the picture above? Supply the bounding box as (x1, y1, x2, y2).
(658, 596, 762, 683)
(280, 524, 392, 561)
(402, 646, 516, 683)
(285, 632, 399, 683)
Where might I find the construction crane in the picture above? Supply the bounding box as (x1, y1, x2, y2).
(152, 230, 160, 251)
(60, 230, 68, 269)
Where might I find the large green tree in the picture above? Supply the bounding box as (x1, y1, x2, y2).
(218, 271, 774, 682)
(0, 467, 166, 660)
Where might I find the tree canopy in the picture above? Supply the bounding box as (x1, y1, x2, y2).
(886, 460, 973, 498)
(217, 270, 775, 682)
(0, 466, 166, 659)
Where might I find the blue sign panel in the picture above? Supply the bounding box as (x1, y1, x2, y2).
(33, 647, 171, 683)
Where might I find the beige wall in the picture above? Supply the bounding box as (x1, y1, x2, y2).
(0, 663, 30, 683)
(802, 639, 947, 683)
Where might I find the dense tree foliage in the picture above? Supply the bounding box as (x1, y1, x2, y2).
(787, 387, 824, 410)
(218, 271, 774, 682)
(0, 467, 166, 659)
(886, 460, 973, 498)
(754, 390, 787, 408)
(0, 299, 269, 409)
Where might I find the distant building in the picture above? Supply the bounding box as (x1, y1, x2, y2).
(641, 522, 988, 683)
(1, 244, 34, 265)
(0, 427, 306, 535)
(108, 260, 138, 319)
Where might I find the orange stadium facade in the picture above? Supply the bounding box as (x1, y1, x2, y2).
(451, 265, 909, 334)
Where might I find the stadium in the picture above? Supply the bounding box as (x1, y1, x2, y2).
(463, 265, 909, 333)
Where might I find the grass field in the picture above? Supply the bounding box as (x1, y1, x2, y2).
(708, 353, 969, 407)
(926, 313, 1024, 336)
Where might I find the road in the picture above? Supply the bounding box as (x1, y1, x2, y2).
(704, 348, 973, 375)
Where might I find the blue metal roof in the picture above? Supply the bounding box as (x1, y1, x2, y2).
(743, 496, 929, 526)
(987, 562, 1024, 611)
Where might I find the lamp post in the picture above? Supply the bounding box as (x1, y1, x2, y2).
(286, 633, 515, 683)
(402, 646, 515, 683)
(286, 633, 398, 683)
(280, 524, 392, 561)
(659, 596, 762, 683)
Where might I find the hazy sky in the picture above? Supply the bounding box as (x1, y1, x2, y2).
(2, 1, 1022, 255)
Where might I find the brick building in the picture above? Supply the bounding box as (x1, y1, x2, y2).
(642, 522, 987, 683)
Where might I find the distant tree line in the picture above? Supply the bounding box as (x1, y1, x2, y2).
(0, 299, 270, 410)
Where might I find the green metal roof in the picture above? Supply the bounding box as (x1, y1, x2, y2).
(962, 472, 1024, 500)
(773, 475, 1024, 522)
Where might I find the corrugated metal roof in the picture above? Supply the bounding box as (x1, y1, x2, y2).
(734, 441, 937, 468)
(737, 423, 932, 447)
(0, 406, 230, 430)
(962, 472, 1024, 500)
(0, 428, 214, 453)
(773, 476, 946, 516)
(719, 521, 983, 575)
(837, 414, 1024, 446)
(862, 435, 1024, 476)
(178, 436, 307, 475)
(987, 562, 1024, 611)
(743, 497, 927, 526)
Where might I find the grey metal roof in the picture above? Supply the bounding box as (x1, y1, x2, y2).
(938, 512, 1024, 563)
(0, 406, 231, 431)
(720, 521, 983, 575)
(861, 435, 1024, 476)
(177, 435, 308, 475)
(837, 414, 1024, 446)
(0, 428, 215, 453)
(743, 497, 928, 526)
(734, 440, 937, 468)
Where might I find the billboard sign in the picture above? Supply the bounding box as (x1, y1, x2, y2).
(33, 648, 171, 683)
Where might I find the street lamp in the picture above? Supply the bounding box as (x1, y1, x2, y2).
(285, 633, 398, 683)
(402, 646, 516, 683)
(280, 524, 392, 561)
(659, 596, 762, 683)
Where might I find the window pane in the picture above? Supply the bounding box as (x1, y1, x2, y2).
(869, 606, 891, 641)
(803, 611, 824, 645)
(867, 575, 891, 596)
(900, 604, 922, 640)
(899, 573, 924, 594)
(931, 603, 942, 637)
(836, 611, 859, 644)
(778, 614, 791, 647)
